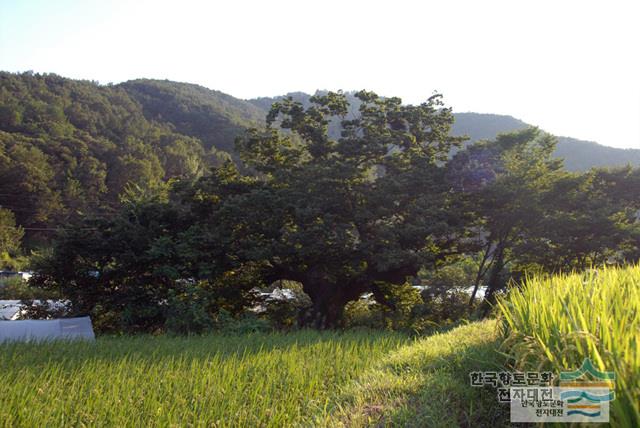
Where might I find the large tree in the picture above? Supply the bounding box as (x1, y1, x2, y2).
(517, 166, 640, 271)
(448, 128, 565, 308)
(185, 91, 464, 327)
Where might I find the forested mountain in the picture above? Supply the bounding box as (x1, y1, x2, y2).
(553, 137, 640, 171)
(1, 72, 638, 246)
(0, 73, 233, 244)
(450, 112, 528, 141)
(121, 79, 264, 153)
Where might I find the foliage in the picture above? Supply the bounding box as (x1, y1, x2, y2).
(497, 265, 640, 427)
(516, 167, 640, 271)
(449, 129, 640, 312)
(0, 72, 233, 247)
(31, 183, 269, 332)
(164, 282, 215, 334)
(17, 299, 69, 320)
(253, 97, 640, 172)
(226, 90, 465, 327)
(213, 309, 273, 334)
(416, 257, 481, 321)
(0, 276, 59, 300)
(17, 75, 640, 332)
(256, 281, 313, 330)
(344, 283, 425, 332)
(30, 187, 194, 332)
(121, 79, 264, 154)
(0, 207, 25, 269)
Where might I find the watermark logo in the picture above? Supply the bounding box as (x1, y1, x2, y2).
(558, 358, 615, 420)
(470, 358, 616, 423)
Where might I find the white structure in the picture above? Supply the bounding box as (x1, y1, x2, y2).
(0, 271, 33, 281)
(0, 300, 21, 320)
(0, 317, 95, 343)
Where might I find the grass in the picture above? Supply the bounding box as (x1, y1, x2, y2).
(327, 320, 509, 427)
(6, 265, 635, 427)
(496, 264, 640, 427)
(0, 321, 506, 427)
(0, 331, 407, 427)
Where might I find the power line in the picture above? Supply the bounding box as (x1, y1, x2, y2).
(0, 226, 97, 231)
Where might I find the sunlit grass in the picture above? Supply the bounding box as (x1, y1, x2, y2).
(0, 321, 508, 427)
(0, 330, 407, 427)
(326, 320, 509, 427)
(6, 265, 635, 427)
(496, 264, 640, 427)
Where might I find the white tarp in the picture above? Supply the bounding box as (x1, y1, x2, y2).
(0, 316, 95, 343)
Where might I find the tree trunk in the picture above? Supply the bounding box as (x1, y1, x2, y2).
(480, 240, 506, 317)
(285, 264, 418, 329)
(302, 280, 365, 329)
(468, 241, 493, 310)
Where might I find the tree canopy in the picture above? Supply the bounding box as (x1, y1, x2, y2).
(10, 78, 639, 332)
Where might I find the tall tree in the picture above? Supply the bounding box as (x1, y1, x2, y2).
(189, 90, 464, 327)
(449, 128, 564, 308)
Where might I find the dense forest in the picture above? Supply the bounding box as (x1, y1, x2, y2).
(1, 72, 639, 332)
(2, 72, 637, 248)
(0, 72, 255, 248)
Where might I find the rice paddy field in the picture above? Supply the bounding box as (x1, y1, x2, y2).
(497, 264, 640, 427)
(1, 264, 638, 427)
(0, 331, 409, 427)
(0, 322, 506, 427)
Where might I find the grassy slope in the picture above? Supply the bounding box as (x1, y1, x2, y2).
(0, 321, 506, 427)
(6, 266, 635, 427)
(327, 320, 509, 427)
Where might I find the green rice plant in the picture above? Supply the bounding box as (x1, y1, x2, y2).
(0, 330, 407, 427)
(496, 264, 640, 427)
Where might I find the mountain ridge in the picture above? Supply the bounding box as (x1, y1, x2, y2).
(1, 72, 638, 243)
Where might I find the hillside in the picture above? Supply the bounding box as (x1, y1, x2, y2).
(120, 79, 264, 153)
(1, 73, 638, 241)
(450, 112, 528, 141)
(0, 73, 236, 241)
(553, 136, 640, 171)
(451, 112, 640, 171)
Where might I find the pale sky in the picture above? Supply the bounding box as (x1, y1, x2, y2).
(1, 0, 639, 149)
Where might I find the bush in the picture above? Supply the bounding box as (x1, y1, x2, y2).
(214, 309, 272, 334)
(0, 276, 59, 300)
(344, 283, 425, 332)
(257, 282, 312, 329)
(164, 283, 214, 334)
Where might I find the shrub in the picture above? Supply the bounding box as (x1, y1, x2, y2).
(1, 276, 59, 300)
(164, 283, 214, 334)
(214, 309, 272, 334)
